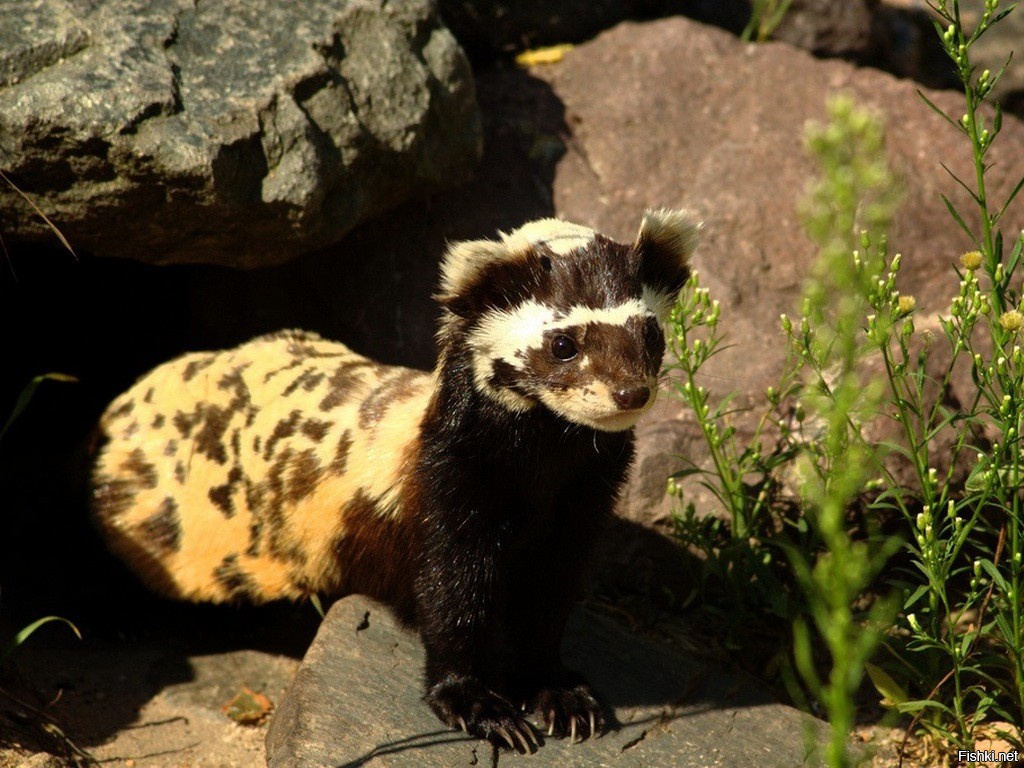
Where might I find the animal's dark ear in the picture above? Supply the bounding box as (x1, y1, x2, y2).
(634, 209, 702, 318)
(434, 238, 514, 318)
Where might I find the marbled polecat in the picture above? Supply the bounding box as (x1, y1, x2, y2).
(91, 210, 701, 751)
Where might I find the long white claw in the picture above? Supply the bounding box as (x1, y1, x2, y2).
(526, 725, 540, 748)
(512, 727, 531, 753)
(589, 711, 596, 738)
(570, 716, 577, 744)
(494, 725, 515, 750)
(457, 716, 467, 732)
(548, 710, 555, 737)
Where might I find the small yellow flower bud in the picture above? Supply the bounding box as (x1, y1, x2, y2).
(897, 295, 917, 315)
(1000, 309, 1024, 333)
(960, 251, 983, 271)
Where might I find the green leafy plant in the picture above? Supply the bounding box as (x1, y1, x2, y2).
(869, 0, 1024, 749)
(666, 273, 804, 647)
(784, 95, 903, 768)
(671, 94, 902, 767)
(668, 1, 1024, 760)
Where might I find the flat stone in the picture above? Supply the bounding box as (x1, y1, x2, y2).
(265, 595, 823, 767)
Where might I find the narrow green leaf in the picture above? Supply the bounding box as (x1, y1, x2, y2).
(1, 616, 81, 662)
(1008, 232, 1024, 278)
(903, 584, 930, 610)
(989, 7, 1017, 27)
(1, 373, 78, 443)
(897, 698, 955, 715)
(916, 90, 960, 131)
(876, 439, 916, 462)
(959, 629, 978, 660)
(996, 174, 1024, 222)
(941, 194, 981, 245)
(865, 662, 909, 707)
(669, 467, 704, 481)
(978, 558, 1009, 593)
(940, 162, 982, 204)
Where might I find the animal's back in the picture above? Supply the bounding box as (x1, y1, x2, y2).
(92, 329, 433, 603)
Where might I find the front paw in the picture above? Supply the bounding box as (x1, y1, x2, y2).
(426, 674, 539, 753)
(532, 679, 606, 743)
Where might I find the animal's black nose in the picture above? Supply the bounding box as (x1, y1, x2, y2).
(612, 386, 651, 411)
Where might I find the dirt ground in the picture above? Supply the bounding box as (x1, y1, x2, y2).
(0, 598, 320, 768)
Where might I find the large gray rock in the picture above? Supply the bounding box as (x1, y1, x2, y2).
(0, 0, 480, 267)
(265, 595, 825, 767)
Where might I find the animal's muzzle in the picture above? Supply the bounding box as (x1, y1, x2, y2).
(612, 386, 651, 411)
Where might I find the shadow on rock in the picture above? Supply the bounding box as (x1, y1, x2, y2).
(0, 65, 569, 761)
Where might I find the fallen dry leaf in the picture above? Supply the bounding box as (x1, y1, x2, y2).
(220, 685, 273, 726)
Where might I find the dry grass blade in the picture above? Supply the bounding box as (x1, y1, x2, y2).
(0, 170, 77, 259)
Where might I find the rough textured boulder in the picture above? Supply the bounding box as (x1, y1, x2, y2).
(0, 0, 480, 267)
(265, 595, 825, 767)
(774, 0, 876, 56)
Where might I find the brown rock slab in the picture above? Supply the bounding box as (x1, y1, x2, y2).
(526, 15, 1024, 526)
(265, 595, 824, 767)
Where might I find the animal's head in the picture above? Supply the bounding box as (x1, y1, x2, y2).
(435, 210, 702, 432)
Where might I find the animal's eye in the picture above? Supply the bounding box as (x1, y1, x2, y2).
(539, 255, 552, 272)
(550, 334, 578, 361)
